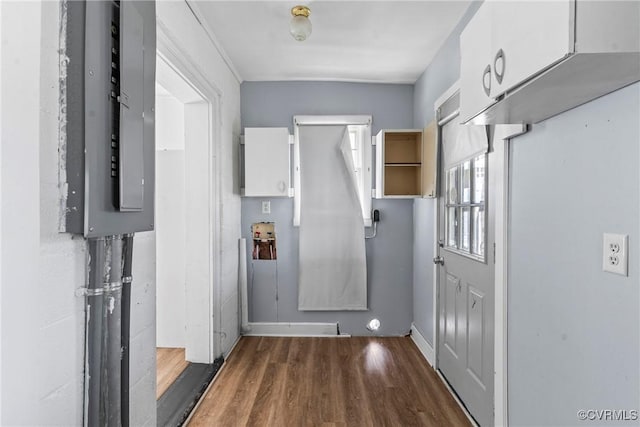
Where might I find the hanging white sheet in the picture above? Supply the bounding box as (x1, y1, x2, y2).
(443, 123, 489, 168)
(298, 125, 367, 311)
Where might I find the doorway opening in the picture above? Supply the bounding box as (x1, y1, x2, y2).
(154, 50, 224, 417)
(154, 54, 205, 397)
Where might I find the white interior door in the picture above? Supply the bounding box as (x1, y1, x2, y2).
(437, 117, 495, 427)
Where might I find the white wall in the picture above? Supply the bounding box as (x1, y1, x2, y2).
(1, 2, 85, 424)
(156, 94, 185, 151)
(0, 1, 4, 420)
(508, 82, 640, 426)
(155, 95, 187, 348)
(0, 1, 241, 426)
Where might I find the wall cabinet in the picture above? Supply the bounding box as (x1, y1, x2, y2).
(243, 127, 291, 197)
(375, 127, 436, 198)
(460, 0, 640, 124)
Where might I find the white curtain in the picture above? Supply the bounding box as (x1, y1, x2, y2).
(443, 124, 489, 168)
(298, 125, 367, 311)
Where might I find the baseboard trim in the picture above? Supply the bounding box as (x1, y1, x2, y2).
(410, 323, 435, 367)
(242, 322, 339, 337)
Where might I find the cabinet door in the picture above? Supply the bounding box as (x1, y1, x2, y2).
(244, 128, 290, 197)
(460, 2, 495, 123)
(422, 121, 437, 198)
(375, 131, 384, 199)
(490, 0, 572, 98)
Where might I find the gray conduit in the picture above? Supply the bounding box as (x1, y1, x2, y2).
(83, 236, 124, 427)
(85, 238, 107, 427)
(121, 233, 134, 427)
(106, 236, 123, 426)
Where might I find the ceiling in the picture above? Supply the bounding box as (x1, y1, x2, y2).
(193, 1, 472, 84)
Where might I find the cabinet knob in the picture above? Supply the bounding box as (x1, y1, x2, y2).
(482, 64, 492, 97)
(494, 49, 505, 84)
(278, 181, 286, 193)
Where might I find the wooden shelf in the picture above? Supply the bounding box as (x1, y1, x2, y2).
(384, 165, 422, 196)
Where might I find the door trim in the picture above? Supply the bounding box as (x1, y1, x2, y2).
(432, 81, 525, 427)
(492, 124, 526, 427)
(157, 21, 223, 362)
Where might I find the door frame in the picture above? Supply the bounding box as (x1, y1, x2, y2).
(156, 22, 223, 363)
(432, 81, 525, 426)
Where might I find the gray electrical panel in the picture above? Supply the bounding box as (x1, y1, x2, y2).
(64, 0, 155, 237)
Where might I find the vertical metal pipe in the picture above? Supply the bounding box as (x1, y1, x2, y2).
(120, 233, 134, 427)
(239, 238, 250, 333)
(85, 238, 107, 427)
(105, 236, 123, 426)
(84, 236, 126, 427)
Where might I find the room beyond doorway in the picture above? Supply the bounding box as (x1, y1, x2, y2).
(154, 52, 215, 400)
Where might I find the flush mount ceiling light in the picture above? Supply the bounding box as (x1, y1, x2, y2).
(290, 5, 312, 41)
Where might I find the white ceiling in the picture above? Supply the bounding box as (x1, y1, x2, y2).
(193, 1, 472, 84)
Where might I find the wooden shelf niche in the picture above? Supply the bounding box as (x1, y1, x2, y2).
(376, 130, 424, 198)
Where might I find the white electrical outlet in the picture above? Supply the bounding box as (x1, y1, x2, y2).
(261, 201, 271, 214)
(603, 233, 628, 276)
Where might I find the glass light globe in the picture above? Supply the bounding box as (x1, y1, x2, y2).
(290, 15, 312, 41)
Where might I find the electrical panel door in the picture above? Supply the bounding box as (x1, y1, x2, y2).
(64, 0, 156, 237)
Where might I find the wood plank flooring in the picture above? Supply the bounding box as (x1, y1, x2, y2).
(188, 337, 471, 427)
(157, 347, 190, 399)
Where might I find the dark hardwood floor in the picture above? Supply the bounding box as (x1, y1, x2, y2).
(187, 336, 471, 426)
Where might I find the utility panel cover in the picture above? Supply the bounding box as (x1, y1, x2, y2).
(244, 128, 291, 197)
(64, 0, 156, 237)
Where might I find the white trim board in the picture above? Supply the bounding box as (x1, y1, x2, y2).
(493, 123, 526, 427)
(410, 323, 435, 366)
(242, 322, 341, 337)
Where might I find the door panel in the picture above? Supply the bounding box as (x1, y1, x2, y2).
(467, 285, 485, 386)
(437, 116, 495, 427)
(444, 273, 460, 355)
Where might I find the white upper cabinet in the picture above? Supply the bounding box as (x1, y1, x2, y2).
(460, 0, 640, 124)
(244, 128, 291, 197)
(460, 3, 495, 122)
(489, 1, 572, 98)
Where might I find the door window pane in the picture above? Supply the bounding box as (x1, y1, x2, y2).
(447, 207, 457, 248)
(473, 154, 486, 203)
(461, 160, 471, 203)
(472, 206, 485, 256)
(444, 156, 486, 260)
(460, 207, 470, 252)
(447, 167, 458, 204)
